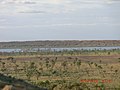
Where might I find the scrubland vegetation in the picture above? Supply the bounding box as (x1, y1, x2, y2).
(0, 48, 120, 90)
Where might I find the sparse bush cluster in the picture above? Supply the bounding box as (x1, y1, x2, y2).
(0, 49, 120, 90)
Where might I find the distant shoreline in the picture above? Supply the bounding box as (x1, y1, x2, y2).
(0, 40, 120, 49)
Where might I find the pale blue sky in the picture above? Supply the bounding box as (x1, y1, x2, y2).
(0, 0, 120, 41)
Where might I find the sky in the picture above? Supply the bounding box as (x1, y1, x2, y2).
(0, 0, 120, 41)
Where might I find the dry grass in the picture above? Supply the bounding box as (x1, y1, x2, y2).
(0, 52, 120, 90)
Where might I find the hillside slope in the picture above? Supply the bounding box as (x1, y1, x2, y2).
(0, 73, 47, 90)
(0, 40, 120, 49)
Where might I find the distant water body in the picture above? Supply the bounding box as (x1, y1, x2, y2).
(0, 47, 120, 52)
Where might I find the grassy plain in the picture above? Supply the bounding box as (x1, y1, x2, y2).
(0, 49, 120, 90)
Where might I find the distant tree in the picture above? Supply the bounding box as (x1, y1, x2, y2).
(39, 62, 43, 68)
(45, 60, 51, 70)
(26, 62, 37, 80)
(51, 60, 56, 70)
(94, 63, 98, 67)
(61, 61, 67, 71)
(35, 70, 41, 80)
(108, 52, 110, 55)
(0, 62, 6, 73)
(99, 60, 102, 64)
(14, 64, 19, 77)
(76, 60, 81, 70)
(118, 58, 120, 63)
(1, 62, 5, 68)
(98, 65, 102, 69)
(7, 57, 14, 62)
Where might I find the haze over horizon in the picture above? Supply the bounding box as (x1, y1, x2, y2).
(0, 0, 120, 41)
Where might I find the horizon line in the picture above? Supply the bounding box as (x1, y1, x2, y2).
(0, 39, 120, 43)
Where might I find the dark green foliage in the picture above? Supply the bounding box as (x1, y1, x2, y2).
(0, 73, 47, 90)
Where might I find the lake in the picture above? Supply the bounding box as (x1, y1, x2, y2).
(0, 47, 120, 52)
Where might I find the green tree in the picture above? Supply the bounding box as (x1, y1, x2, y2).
(51, 60, 56, 70)
(45, 60, 51, 70)
(25, 62, 37, 80)
(61, 61, 67, 71)
(76, 60, 81, 71)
